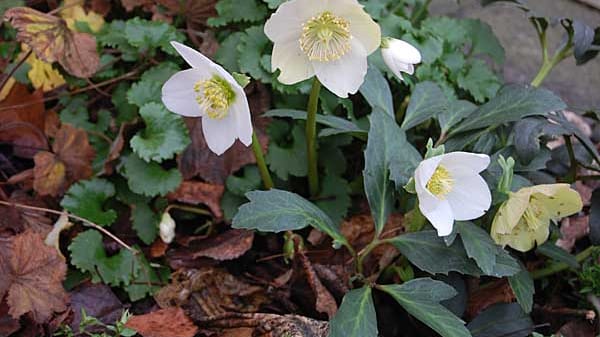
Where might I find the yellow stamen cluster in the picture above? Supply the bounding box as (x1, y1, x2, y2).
(300, 11, 351, 62)
(194, 75, 235, 120)
(426, 165, 454, 197)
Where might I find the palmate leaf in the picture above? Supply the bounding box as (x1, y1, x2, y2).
(130, 103, 190, 163)
(328, 287, 378, 337)
(124, 17, 184, 56)
(457, 60, 501, 103)
(208, 0, 268, 27)
(232, 189, 348, 248)
(364, 109, 422, 235)
(60, 178, 117, 226)
(379, 278, 471, 337)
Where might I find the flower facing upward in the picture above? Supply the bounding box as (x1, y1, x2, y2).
(491, 184, 583, 252)
(161, 42, 252, 155)
(264, 0, 381, 98)
(381, 37, 421, 81)
(414, 152, 492, 236)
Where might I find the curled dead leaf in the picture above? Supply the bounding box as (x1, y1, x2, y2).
(296, 250, 337, 319)
(4, 7, 100, 78)
(125, 307, 198, 337)
(168, 180, 224, 218)
(190, 229, 254, 261)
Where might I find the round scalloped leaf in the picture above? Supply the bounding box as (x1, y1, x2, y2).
(60, 178, 117, 226)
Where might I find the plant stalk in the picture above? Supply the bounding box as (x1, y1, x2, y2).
(531, 245, 598, 280)
(251, 131, 273, 190)
(306, 79, 322, 196)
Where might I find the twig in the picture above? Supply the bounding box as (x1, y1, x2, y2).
(0, 200, 136, 253)
(535, 304, 596, 320)
(0, 49, 32, 94)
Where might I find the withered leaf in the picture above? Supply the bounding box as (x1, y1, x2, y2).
(168, 180, 224, 218)
(34, 123, 96, 196)
(1, 230, 69, 323)
(0, 83, 47, 158)
(125, 307, 198, 337)
(297, 250, 337, 319)
(466, 279, 515, 319)
(70, 283, 123, 331)
(191, 229, 254, 261)
(4, 7, 100, 78)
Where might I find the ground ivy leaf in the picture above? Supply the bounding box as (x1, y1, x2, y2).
(124, 17, 184, 56)
(379, 278, 471, 337)
(122, 154, 182, 197)
(232, 189, 348, 247)
(207, 0, 268, 27)
(389, 230, 481, 275)
(131, 202, 159, 245)
(127, 80, 162, 107)
(359, 65, 394, 117)
(457, 60, 501, 103)
(462, 19, 505, 64)
(266, 123, 307, 180)
(237, 25, 271, 82)
(124, 253, 168, 301)
(130, 102, 190, 163)
(508, 266, 534, 313)
(315, 175, 351, 225)
(401, 81, 448, 130)
(60, 178, 117, 226)
(215, 32, 244, 73)
(327, 287, 377, 337)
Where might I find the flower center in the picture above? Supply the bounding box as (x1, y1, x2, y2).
(194, 75, 236, 119)
(299, 11, 351, 62)
(426, 165, 454, 197)
(522, 198, 546, 229)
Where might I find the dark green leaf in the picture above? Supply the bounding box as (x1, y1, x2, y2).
(215, 32, 244, 73)
(508, 267, 534, 313)
(232, 189, 348, 246)
(389, 231, 481, 275)
(61, 178, 117, 226)
(266, 123, 307, 180)
(314, 175, 351, 225)
(122, 155, 182, 197)
(450, 85, 566, 134)
(379, 278, 471, 337)
(264, 109, 366, 136)
(327, 287, 377, 337)
(438, 99, 477, 134)
(455, 222, 497, 275)
(130, 102, 190, 163)
(536, 241, 579, 268)
(359, 65, 394, 117)
(467, 303, 533, 337)
(401, 81, 447, 130)
(590, 188, 600, 245)
(131, 202, 159, 245)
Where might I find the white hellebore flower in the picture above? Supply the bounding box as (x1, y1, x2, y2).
(381, 37, 421, 81)
(264, 0, 381, 98)
(161, 41, 252, 155)
(159, 211, 176, 244)
(414, 152, 492, 236)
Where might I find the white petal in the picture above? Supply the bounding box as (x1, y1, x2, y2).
(313, 38, 367, 98)
(440, 152, 491, 176)
(382, 47, 414, 80)
(162, 69, 210, 117)
(388, 38, 421, 64)
(201, 113, 237, 156)
(170, 41, 219, 70)
(230, 88, 253, 146)
(419, 197, 454, 236)
(446, 174, 492, 221)
(414, 155, 444, 191)
(329, 0, 381, 55)
(264, 0, 322, 44)
(272, 39, 315, 84)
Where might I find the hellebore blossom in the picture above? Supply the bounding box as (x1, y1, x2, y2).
(159, 211, 176, 244)
(161, 42, 252, 155)
(491, 184, 583, 252)
(381, 37, 421, 81)
(414, 152, 492, 236)
(264, 0, 381, 98)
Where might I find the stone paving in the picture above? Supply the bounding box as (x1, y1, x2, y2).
(430, 0, 600, 110)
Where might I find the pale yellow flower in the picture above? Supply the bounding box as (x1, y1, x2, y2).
(491, 184, 583, 252)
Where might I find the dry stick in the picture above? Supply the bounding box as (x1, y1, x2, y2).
(0, 49, 32, 94)
(0, 200, 136, 253)
(0, 69, 140, 112)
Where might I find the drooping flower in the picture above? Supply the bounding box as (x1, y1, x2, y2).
(264, 0, 381, 98)
(414, 152, 492, 236)
(491, 184, 582, 252)
(161, 41, 253, 155)
(159, 211, 176, 244)
(381, 37, 421, 81)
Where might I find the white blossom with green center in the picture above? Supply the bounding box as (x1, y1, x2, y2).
(264, 0, 381, 98)
(161, 42, 252, 155)
(491, 184, 583, 252)
(414, 152, 492, 236)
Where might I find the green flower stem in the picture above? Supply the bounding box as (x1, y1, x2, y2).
(531, 29, 574, 88)
(251, 131, 274, 190)
(531, 245, 598, 280)
(166, 204, 212, 216)
(306, 78, 322, 196)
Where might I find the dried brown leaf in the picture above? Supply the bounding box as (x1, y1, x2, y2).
(1, 230, 68, 323)
(191, 229, 254, 261)
(125, 307, 198, 337)
(297, 250, 337, 319)
(466, 279, 515, 319)
(168, 180, 224, 218)
(4, 7, 100, 77)
(70, 283, 123, 330)
(557, 215, 590, 252)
